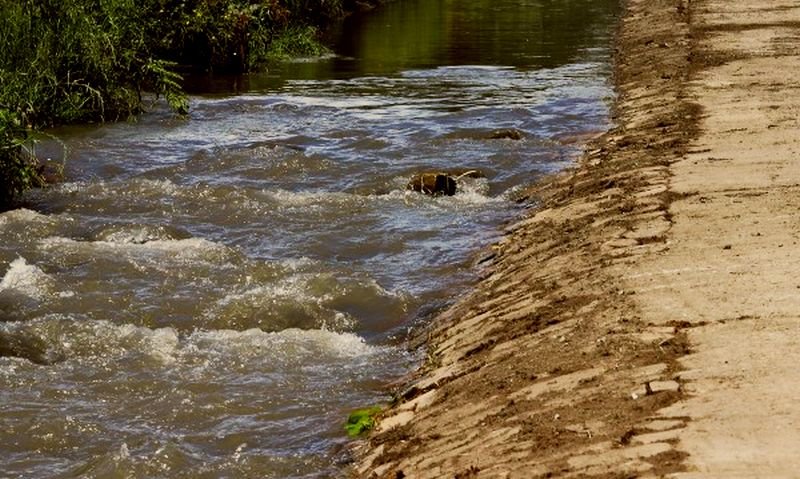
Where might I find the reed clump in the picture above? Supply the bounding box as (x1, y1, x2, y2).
(0, 0, 381, 209)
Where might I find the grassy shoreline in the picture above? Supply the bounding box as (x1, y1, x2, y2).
(0, 0, 387, 209)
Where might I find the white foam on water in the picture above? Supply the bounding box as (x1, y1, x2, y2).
(54, 178, 182, 200)
(187, 327, 380, 360)
(204, 273, 360, 332)
(282, 94, 389, 110)
(293, 327, 380, 358)
(92, 321, 181, 365)
(214, 275, 319, 309)
(136, 179, 181, 196)
(0, 316, 180, 365)
(279, 256, 317, 271)
(263, 188, 358, 208)
(94, 224, 187, 245)
(53, 181, 84, 194)
(0, 257, 52, 299)
(395, 180, 502, 208)
(143, 327, 182, 364)
(0, 208, 52, 226)
(126, 238, 229, 257)
(101, 229, 153, 244)
(117, 443, 131, 460)
(39, 236, 236, 265)
(1, 314, 381, 367)
(0, 357, 24, 375)
(450, 179, 504, 206)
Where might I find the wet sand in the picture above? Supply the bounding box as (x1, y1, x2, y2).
(353, 0, 800, 476)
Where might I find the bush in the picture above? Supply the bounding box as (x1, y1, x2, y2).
(0, 0, 187, 124)
(0, 0, 368, 208)
(0, 110, 42, 209)
(151, 0, 340, 72)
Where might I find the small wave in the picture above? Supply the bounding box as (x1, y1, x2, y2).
(188, 327, 378, 360)
(0, 209, 67, 245)
(0, 257, 52, 299)
(55, 178, 182, 200)
(282, 52, 338, 64)
(266, 187, 362, 208)
(39, 236, 238, 265)
(91, 224, 192, 244)
(451, 178, 504, 206)
(135, 179, 182, 196)
(0, 208, 52, 226)
(392, 177, 503, 207)
(203, 273, 357, 332)
(262, 182, 504, 211)
(401, 65, 516, 79)
(0, 316, 179, 365)
(63, 443, 139, 478)
(0, 316, 380, 366)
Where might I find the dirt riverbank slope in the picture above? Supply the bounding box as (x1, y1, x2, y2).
(353, 0, 800, 476)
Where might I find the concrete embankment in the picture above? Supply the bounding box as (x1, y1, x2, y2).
(353, 0, 800, 476)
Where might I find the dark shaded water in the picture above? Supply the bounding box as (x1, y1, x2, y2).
(0, 0, 618, 476)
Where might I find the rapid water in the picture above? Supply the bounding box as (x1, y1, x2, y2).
(0, 0, 618, 476)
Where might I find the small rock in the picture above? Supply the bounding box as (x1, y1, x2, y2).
(407, 172, 457, 196)
(645, 380, 680, 395)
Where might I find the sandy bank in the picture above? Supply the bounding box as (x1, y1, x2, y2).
(353, 0, 800, 476)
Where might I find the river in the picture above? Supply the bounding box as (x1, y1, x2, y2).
(0, 0, 618, 477)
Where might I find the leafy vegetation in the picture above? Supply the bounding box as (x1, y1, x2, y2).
(345, 406, 383, 437)
(0, 0, 384, 209)
(0, 111, 42, 208)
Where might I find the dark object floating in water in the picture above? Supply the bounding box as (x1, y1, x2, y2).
(407, 172, 457, 196)
(487, 128, 524, 140)
(407, 169, 485, 197)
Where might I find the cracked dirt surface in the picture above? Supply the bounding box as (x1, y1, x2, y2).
(351, 0, 800, 477)
(619, 0, 800, 476)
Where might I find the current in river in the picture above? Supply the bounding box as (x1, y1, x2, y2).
(0, 0, 618, 477)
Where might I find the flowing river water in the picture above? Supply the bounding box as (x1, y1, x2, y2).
(0, 1, 618, 477)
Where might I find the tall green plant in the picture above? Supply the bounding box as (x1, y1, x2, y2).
(0, 110, 42, 209)
(0, 0, 373, 208)
(0, 0, 188, 124)
(0, 0, 189, 208)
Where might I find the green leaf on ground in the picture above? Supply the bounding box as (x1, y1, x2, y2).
(345, 406, 382, 437)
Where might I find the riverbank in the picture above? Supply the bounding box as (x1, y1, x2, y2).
(354, 0, 800, 476)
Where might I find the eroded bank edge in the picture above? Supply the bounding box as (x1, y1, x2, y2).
(351, 0, 702, 476)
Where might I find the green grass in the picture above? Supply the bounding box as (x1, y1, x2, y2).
(0, 0, 378, 209)
(262, 26, 332, 62)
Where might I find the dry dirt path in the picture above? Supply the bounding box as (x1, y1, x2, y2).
(352, 0, 800, 477)
(619, 0, 800, 476)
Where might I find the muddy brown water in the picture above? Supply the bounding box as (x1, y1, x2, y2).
(0, 1, 618, 476)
